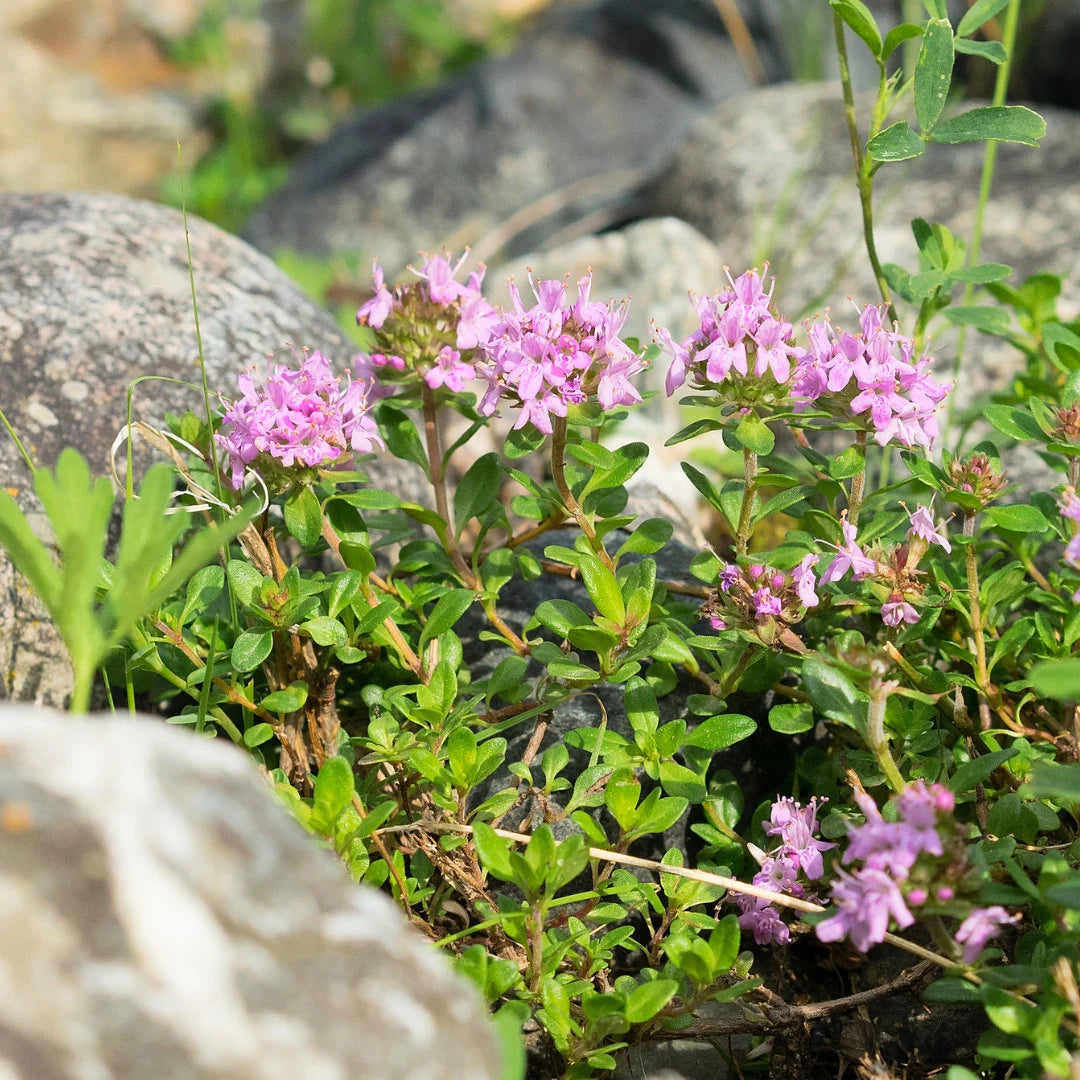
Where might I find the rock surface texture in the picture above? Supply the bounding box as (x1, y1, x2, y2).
(243, 0, 784, 268)
(0, 191, 422, 707)
(651, 81, 1080, 384)
(0, 707, 503, 1080)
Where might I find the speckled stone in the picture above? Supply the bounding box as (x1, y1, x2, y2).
(0, 192, 425, 707)
(0, 707, 503, 1080)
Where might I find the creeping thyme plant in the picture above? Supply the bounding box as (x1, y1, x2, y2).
(3, 2, 1080, 1077)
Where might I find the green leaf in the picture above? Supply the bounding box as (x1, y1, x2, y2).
(578, 553, 625, 624)
(534, 599, 592, 637)
(283, 485, 323, 547)
(332, 488, 402, 509)
(956, 0, 1012, 37)
(582, 442, 650, 500)
(931, 105, 1046, 147)
(375, 403, 429, 472)
(953, 38, 1006, 64)
(327, 570, 364, 619)
(983, 404, 1043, 442)
(951, 262, 1011, 284)
(802, 655, 864, 731)
(914, 20, 953, 134)
(684, 714, 757, 751)
(1022, 760, 1080, 802)
(945, 306, 1012, 334)
(504, 424, 546, 460)
(984, 504, 1050, 533)
(546, 832, 589, 894)
(472, 821, 515, 881)
(419, 588, 475, 650)
(828, 0, 882, 57)
(769, 702, 814, 734)
(1029, 659, 1080, 701)
(0, 488, 62, 612)
(231, 629, 273, 672)
(867, 121, 926, 162)
(948, 747, 1019, 792)
(243, 723, 275, 748)
(301, 616, 349, 647)
(260, 681, 309, 712)
(680, 462, 725, 517)
(311, 756, 355, 829)
(625, 979, 679, 1024)
(734, 413, 774, 455)
(616, 518, 673, 558)
(657, 760, 706, 803)
(453, 453, 501, 539)
(882, 22, 923, 59)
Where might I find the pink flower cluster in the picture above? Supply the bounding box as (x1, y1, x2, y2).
(816, 783, 1012, 959)
(217, 351, 383, 490)
(656, 267, 799, 396)
(814, 505, 950, 627)
(476, 271, 645, 435)
(355, 251, 499, 392)
(705, 555, 820, 635)
(793, 304, 951, 449)
(735, 796, 834, 945)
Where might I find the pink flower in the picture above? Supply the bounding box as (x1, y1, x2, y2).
(655, 265, 795, 397)
(954, 906, 1014, 964)
(424, 347, 475, 393)
(907, 503, 951, 552)
(478, 270, 643, 432)
(882, 599, 919, 627)
(793, 553, 820, 607)
(1060, 487, 1080, 523)
(816, 867, 915, 952)
(356, 261, 395, 329)
(217, 351, 384, 489)
(819, 517, 877, 584)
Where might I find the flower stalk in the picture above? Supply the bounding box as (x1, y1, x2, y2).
(735, 447, 758, 557)
(848, 430, 867, 527)
(551, 415, 615, 570)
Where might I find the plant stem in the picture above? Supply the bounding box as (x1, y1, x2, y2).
(868, 662, 906, 794)
(848, 430, 868, 526)
(420, 389, 529, 654)
(945, 0, 1022, 437)
(550, 416, 614, 570)
(963, 511, 990, 693)
(69, 665, 94, 715)
(735, 447, 758, 557)
(421, 384, 475, 586)
(832, 10, 897, 325)
(320, 518, 425, 680)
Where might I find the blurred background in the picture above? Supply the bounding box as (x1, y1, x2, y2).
(2, 0, 1076, 337)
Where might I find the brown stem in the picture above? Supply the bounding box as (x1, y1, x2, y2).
(848, 430, 867, 527)
(735, 447, 757, 557)
(964, 511, 990, 697)
(551, 415, 614, 570)
(507, 513, 567, 550)
(421, 384, 476, 586)
(649, 961, 935, 1040)
(320, 517, 425, 680)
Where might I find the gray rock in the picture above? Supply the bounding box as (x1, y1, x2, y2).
(0, 706, 503, 1080)
(243, 0, 784, 268)
(0, 191, 426, 707)
(653, 81, 1080, 321)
